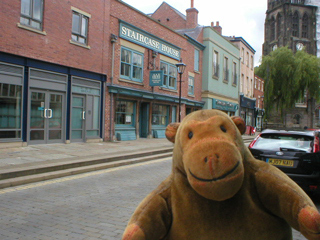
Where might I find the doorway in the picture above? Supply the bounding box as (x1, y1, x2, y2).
(29, 90, 64, 144)
(139, 102, 149, 138)
(71, 94, 100, 142)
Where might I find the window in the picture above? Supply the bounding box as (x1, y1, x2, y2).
(152, 104, 168, 126)
(115, 100, 135, 126)
(194, 49, 200, 72)
(188, 76, 194, 95)
(277, 13, 282, 38)
(246, 52, 249, 67)
(223, 57, 229, 82)
(246, 77, 249, 95)
(270, 16, 275, 41)
(258, 80, 261, 90)
(120, 47, 143, 82)
(241, 48, 244, 63)
(251, 55, 254, 69)
(241, 74, 244, 93)
(232, 62, 237, 86)
(160, 62, 177, 89)
(254, 79, 257, 89)
(292, 12, 299, 37)
(213, 50, 219, 78)
(72, 10, 89, 45)
(0, 83, 22, 139)
(302, 13, 308, 38)
(20, 0, 43, 30)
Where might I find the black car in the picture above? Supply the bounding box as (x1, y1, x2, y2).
(248, 129, 320, 194)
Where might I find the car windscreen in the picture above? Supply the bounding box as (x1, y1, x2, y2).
(253, 133, 313, 152)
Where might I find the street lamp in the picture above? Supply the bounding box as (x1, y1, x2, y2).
(176, 61, 186, 122)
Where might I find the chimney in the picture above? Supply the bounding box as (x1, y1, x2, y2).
(186, 0, 198, 29)
(212, 21, 222, 35)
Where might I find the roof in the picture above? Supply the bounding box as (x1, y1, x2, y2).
(227, 36, 256, 53)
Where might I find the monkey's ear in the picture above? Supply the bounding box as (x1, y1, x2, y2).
(165, 123, 180, 143)
(231, 116, 246, 135)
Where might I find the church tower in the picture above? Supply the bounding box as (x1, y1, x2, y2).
(263, 0, 317, 56)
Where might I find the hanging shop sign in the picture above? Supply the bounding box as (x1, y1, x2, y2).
(119, 21, 181, 60)
(149, 70, 163, 86)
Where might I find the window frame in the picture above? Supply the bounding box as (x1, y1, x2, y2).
(232, 62, 237, 86)
(223, 56, 229, 83)
(115, 100, 136, 127)
(302, 13, 309, 38)
(160, 61, 177, 90)
(194, 49, 200, 72)
(71, 9, 90, 46)
(120, 47, 144, 83)
(212, 50, 219, 79)
(20, 0, 44, 31)
(152, 104, 169, 127)
(292, 11, 299, 37)
(188, 76, 194, 95)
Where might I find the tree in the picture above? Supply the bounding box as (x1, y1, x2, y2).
(255, 46, 320, 127)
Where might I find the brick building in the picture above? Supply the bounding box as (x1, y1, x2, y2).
(253, 75, 265, 131)
(0, 0, 203, 146)
(152, 1, 240, 117)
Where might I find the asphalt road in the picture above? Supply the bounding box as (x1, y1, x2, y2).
(0, 156, 318, 240)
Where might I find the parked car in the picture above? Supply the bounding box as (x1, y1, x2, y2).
(248, 129, 320, 194)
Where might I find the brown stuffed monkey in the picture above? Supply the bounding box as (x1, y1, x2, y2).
(122, 109, 320, 240)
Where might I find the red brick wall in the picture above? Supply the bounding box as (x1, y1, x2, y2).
(103, 0, 204, 139)
(0, 0, 109, 74)
(151, 3, 187, 30)
(254, 75, 265, 109)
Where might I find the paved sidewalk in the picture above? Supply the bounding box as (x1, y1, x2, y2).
(0, 134, 256, 169)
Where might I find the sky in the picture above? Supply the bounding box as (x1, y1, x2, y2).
(122, 0, 267, 67)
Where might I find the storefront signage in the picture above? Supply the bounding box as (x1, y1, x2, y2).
(240, 95, 256, 109)
(149, 70, 163, 86)
(212, 98, 238, 112)
(119, 21, 181, 60)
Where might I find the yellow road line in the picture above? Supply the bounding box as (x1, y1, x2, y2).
(0, 157, 171, 194)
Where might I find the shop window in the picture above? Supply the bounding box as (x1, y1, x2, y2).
(20, 0, 43, 30)
(71, 9, 90, 45)
(188, 76, 194, 95)
(115, 100, 135, 126)
(120, 47, 143, 82)
(160, 61, 177, 90)
(0, 83, 22, 139)
(152, 104, 168, 126)
(194, 49, 200, 72)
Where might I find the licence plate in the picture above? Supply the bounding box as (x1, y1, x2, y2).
(267, 158, 294, 167)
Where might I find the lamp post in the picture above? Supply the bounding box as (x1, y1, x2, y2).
(176, 61, 186, 122)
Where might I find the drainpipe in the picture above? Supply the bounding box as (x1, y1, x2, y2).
(110, 34, 118, 141)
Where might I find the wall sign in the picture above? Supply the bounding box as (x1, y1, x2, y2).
(149, 70, 163, 86)
(119, 21, 181, 60)
(212, 98, 238, 112)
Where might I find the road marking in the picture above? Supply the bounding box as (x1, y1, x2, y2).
(0, 157, 171, 194)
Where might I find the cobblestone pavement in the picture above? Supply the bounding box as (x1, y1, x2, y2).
(0, 157, 317, 240)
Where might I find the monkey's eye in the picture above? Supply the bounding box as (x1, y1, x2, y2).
(188, 131, 193, 139)
(220, 125, 227, 133)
